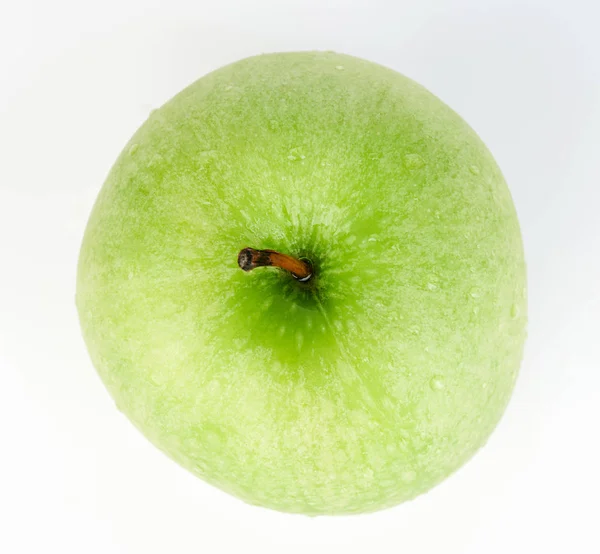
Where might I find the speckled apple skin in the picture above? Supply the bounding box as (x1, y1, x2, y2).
(77, 52, 526, 515)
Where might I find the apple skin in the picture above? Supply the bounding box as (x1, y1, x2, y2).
(77, 52, 526, 515)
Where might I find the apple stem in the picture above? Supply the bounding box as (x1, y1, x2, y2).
(237, 248, 313, 282)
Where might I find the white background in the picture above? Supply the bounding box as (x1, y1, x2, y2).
(1, 1, 599, 553)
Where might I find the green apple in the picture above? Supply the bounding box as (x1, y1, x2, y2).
(77, 52, 526, 515)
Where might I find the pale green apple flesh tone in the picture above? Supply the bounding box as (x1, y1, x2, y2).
(77, 52, 526, 515)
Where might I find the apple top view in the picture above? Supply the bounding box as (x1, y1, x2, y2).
(76, 51, 526, 515)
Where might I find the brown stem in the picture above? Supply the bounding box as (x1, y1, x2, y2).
(237, 248, 313, 282)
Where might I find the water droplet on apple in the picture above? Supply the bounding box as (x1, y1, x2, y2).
(404, 153, 425, 169)
(469, 165, 481, 175)
(427, 282, 437, 291)
(429, 376, 445, 391)
(482, 382, 488, 389)
(296, 331, 304, 351)
(510, 303, 520, 319)
(205, 431, 222, 447)
(128, 272, 134, 280)
(469, 288, 480, 298)
(194, 461, 208, 474)
(278, 325, 286, 337)
(128, 143, 139, 156)
(335, 65, 345, 70)
(287, 147, 304, 161)
(368, 236, 377, 242)
(207, 380, 221, 395)
(401, 470, 416, 483)
(224, 84, 233, 91)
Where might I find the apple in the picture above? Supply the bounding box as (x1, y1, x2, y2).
(77, 52, 526, 515)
